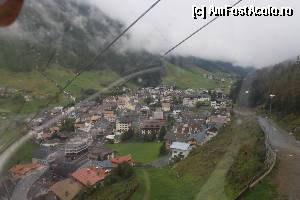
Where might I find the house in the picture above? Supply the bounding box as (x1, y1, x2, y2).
(198, 94, 210, 102)
(41, 139, 62, 147)
(105, 134, 121, 144)
(117, 96, 136, 110)
(102, 97, 117, 110)
(207, 126, 218, 139)
(161, 102, 171, 112)
(71, 167, 108, 187)
(140, 106, 150, 117)
(9, 163, 43, 179)
(103, 111, 117, 122)
(32, 147, 57, 165)
(153, 110, 164, 120)
(164, 132, 188, 149)
(80, 160, 116, 171)
(183, 97, 197, 108)
(170, 142, 192, 160)
(207, 115, 230, 127)
(76, 122, 92, 133)
(187, 132, 207, 145)
(50, 178, 83, 200)
(88, 144, 115, 160)
(210, 101, 217, 108)
(140, 119, 165, 136)
(111, 155, 135, 166)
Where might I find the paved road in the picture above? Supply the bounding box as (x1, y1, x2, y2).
(258, 117, 300, 200)
(11, 166, 48, 200)
(147, 155, 169, 168)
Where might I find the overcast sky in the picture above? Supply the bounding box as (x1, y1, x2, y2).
(87, 0, 300, 68)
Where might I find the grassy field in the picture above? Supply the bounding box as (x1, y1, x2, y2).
(270, 113, 300, 141)
(0, 68, 58, 97)
(129, 117, 239, 200)
(79, 176, 139, 200)
(242, 162, 280, 200)
(46, 65, 121, 97)
(163, 62, 217, 89)
(163, 62, 232, 92)
(105, 142, 161, 164)
(223, 115, 267, 199)
(128, 115, 267, 200)
(131, 168, 198, 200)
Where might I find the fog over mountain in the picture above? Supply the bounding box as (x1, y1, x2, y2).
(1, 0, 299, 68)
(89, 0, 300, 68)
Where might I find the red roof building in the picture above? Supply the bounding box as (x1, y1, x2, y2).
(9, 163, 43, 178)
(71, 167, 108, 187)
(111, 155, 134, 166)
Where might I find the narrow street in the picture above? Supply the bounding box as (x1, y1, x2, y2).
(258, 117, 300, 200)
(10, 166, 48, 200)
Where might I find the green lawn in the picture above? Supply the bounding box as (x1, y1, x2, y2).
(46, 65, 121, 97)
(79, 176, 139, 200)
(243, 176, 278, 200)
(163, 62, 232, 91)
(0, 68, 59, 97)
(163, 62, 218, 90)
(270, 113, 300, 141)
(105, 142, 161, 164)
(131, 168, 198, 200)
(242, 161, 281, 200)
(129, 117, 240, 200)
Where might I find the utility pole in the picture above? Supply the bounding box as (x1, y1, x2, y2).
(297, 55, 300, 65)
(269, 94, 275, 114)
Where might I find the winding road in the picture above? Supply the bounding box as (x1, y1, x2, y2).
(258, 117, 300, 200)
(11, 166, 48, 200)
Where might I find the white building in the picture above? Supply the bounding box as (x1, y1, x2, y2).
(183, 97, 197, 108)
(65, 137, 88, 156)
(170, 142, 192, 160)
(153, 111, 164, 120)
(116, 119, 131, 133)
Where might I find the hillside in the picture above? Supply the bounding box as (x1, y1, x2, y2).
(0, 0, 249, 89)
(241, 62, 300, 114)
(163, 61, 233, 91)
(233, 61, 300, 138)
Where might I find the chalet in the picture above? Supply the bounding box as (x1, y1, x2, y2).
(153, 110, 164, 120)
(207, 115, 230, 127)
(140, 106, 150, 117)
(71, 167, 108, 187)
(198, 94, 210, 102)
(111, 155, 135, 166)
(183, 97, 197, 108)
(88, 144, 115, 161)
(164, 131, 188, 149)
(140, 119, 165, 135)
(105, 133, 122, 143)
(187, 132, 207, 145)
(80, 160, 116, 171)
(170, 142, 192, 160)
(103, 111, 117, 122)
(50, 178, 83, 200)
(161, 102, 171, 112)
(9, 163, 43, 179)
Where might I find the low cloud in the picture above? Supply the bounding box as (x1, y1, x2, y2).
(89, 0, 300, 67)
